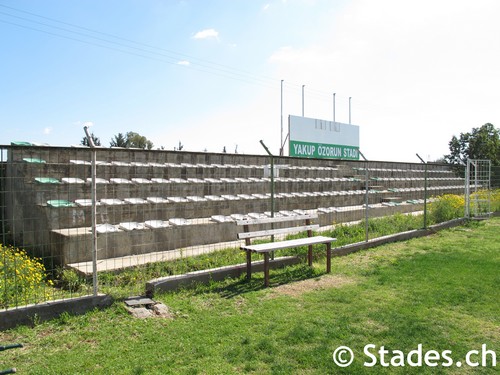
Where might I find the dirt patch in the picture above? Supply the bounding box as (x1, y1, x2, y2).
(267, 274, 357, 298)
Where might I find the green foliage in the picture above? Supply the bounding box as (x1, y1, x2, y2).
(428, 190, 500, 221)
(327, 213, 423, 246)
(109, 132, 128, 147)
(445, 123, 500, 186)
(491, 189, 500, 212)
(0, 245, 53, 308)
(428, 194, 465, 223)
(80, 132, 101, 147)
(110, 131, 154, 149)
(470, 188, 500, 214)
(445, 123, 500, 166)
(329, 222, 366, 246)
(57, 268, 83, 292)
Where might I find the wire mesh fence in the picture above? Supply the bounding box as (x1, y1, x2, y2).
(1, 144, 491, 310)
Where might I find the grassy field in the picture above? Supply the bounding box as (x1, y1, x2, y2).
(0, 218, 498, 374)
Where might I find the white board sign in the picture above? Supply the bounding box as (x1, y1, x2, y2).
(288, 115, 360, 160)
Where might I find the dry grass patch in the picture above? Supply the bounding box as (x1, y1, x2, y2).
(267, 274, 357, 298)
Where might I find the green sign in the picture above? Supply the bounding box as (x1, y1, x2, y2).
(289, 140, 359, 160)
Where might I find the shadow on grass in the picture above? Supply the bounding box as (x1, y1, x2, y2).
(193, 264, 322, 299)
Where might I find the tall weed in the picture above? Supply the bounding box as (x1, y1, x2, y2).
(0, 244, 53, 308)
(428, 194, 465, 223)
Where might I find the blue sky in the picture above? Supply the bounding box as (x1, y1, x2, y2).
(1, 0, 499, 162)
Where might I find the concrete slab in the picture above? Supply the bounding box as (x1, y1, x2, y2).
(144, 220, 169, 229)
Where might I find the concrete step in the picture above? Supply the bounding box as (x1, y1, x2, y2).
(381, 196, 403, 203)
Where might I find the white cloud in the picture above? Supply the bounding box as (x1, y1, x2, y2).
(43, 127, 52, 135)
(177, 60, 190, 66)
(192, 28, 219, 40)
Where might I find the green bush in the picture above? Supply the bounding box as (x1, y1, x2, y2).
(0, 244, 53, 308)
(492, 189, 500, 212)
(428, 194, 465, 223)
(470, 189, 500, 213)
(57, 268, 83, 292)
(327, 213, 423, 246)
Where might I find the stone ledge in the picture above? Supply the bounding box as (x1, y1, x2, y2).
(334, 218, 467, 257)
(146, 256, 301, 295)
(0, 294, 113, 331)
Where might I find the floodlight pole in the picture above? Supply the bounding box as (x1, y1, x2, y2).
(359, 150, 369, 242)
(349, 97, 352, 124)
(302, 85, 305, 117)
(333, 92, 336, 122)
(416, 153, 428, 229)
(84, 125, 98, 296)
(280, 79, 284, 156)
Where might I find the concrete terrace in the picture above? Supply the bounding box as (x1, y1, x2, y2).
(1, 145, 464, 272)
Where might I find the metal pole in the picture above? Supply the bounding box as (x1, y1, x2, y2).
(416, 154, 428, 229)
(84, 125, 98, 296)
(464, 160, 469, 217)
(280, 79, 284, 156)
(472, 160, 478, 216)
(487, 160, 492, 214)
(302, 85, 305, 117)
(359, 150, 369, 242)
(349, 96, 352, 124)
(333, 92, 336, 122)
(260, 140, 275, 259)
(260, 140, 275, 216)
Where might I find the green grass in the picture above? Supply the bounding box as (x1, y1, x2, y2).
(1, 218, 498, 374)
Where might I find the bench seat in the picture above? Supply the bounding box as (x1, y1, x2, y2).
(241, 235, 334, 253)
(238, 214, 336, 287)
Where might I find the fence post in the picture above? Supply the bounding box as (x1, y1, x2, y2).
(260, 140, 276, 260)
(83, 126, 98, 296)
(465, 160, 470, 218)
(358, 151, 369, 242)
(260, 140, 275, 218)
(416, 154, 428, 229)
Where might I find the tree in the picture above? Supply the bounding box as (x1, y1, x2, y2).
(445, 124, 500, 186)
(109, 131, 154, 150)
(126, 131, 154, 150)
(445, 123, 500, 166)
(110, 133, 127, 148)
(80, 133, 101, 147)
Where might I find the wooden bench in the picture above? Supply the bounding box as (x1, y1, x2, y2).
(237, 214, 336, 287)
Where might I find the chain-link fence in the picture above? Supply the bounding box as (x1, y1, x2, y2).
(1, 144, 487, 310)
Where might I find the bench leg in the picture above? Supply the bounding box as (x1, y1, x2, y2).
(246, 250, 252, 280)
(308, 245, 313, 267)
(326, 242, 331, 273)
(264, 253, 270, 287)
